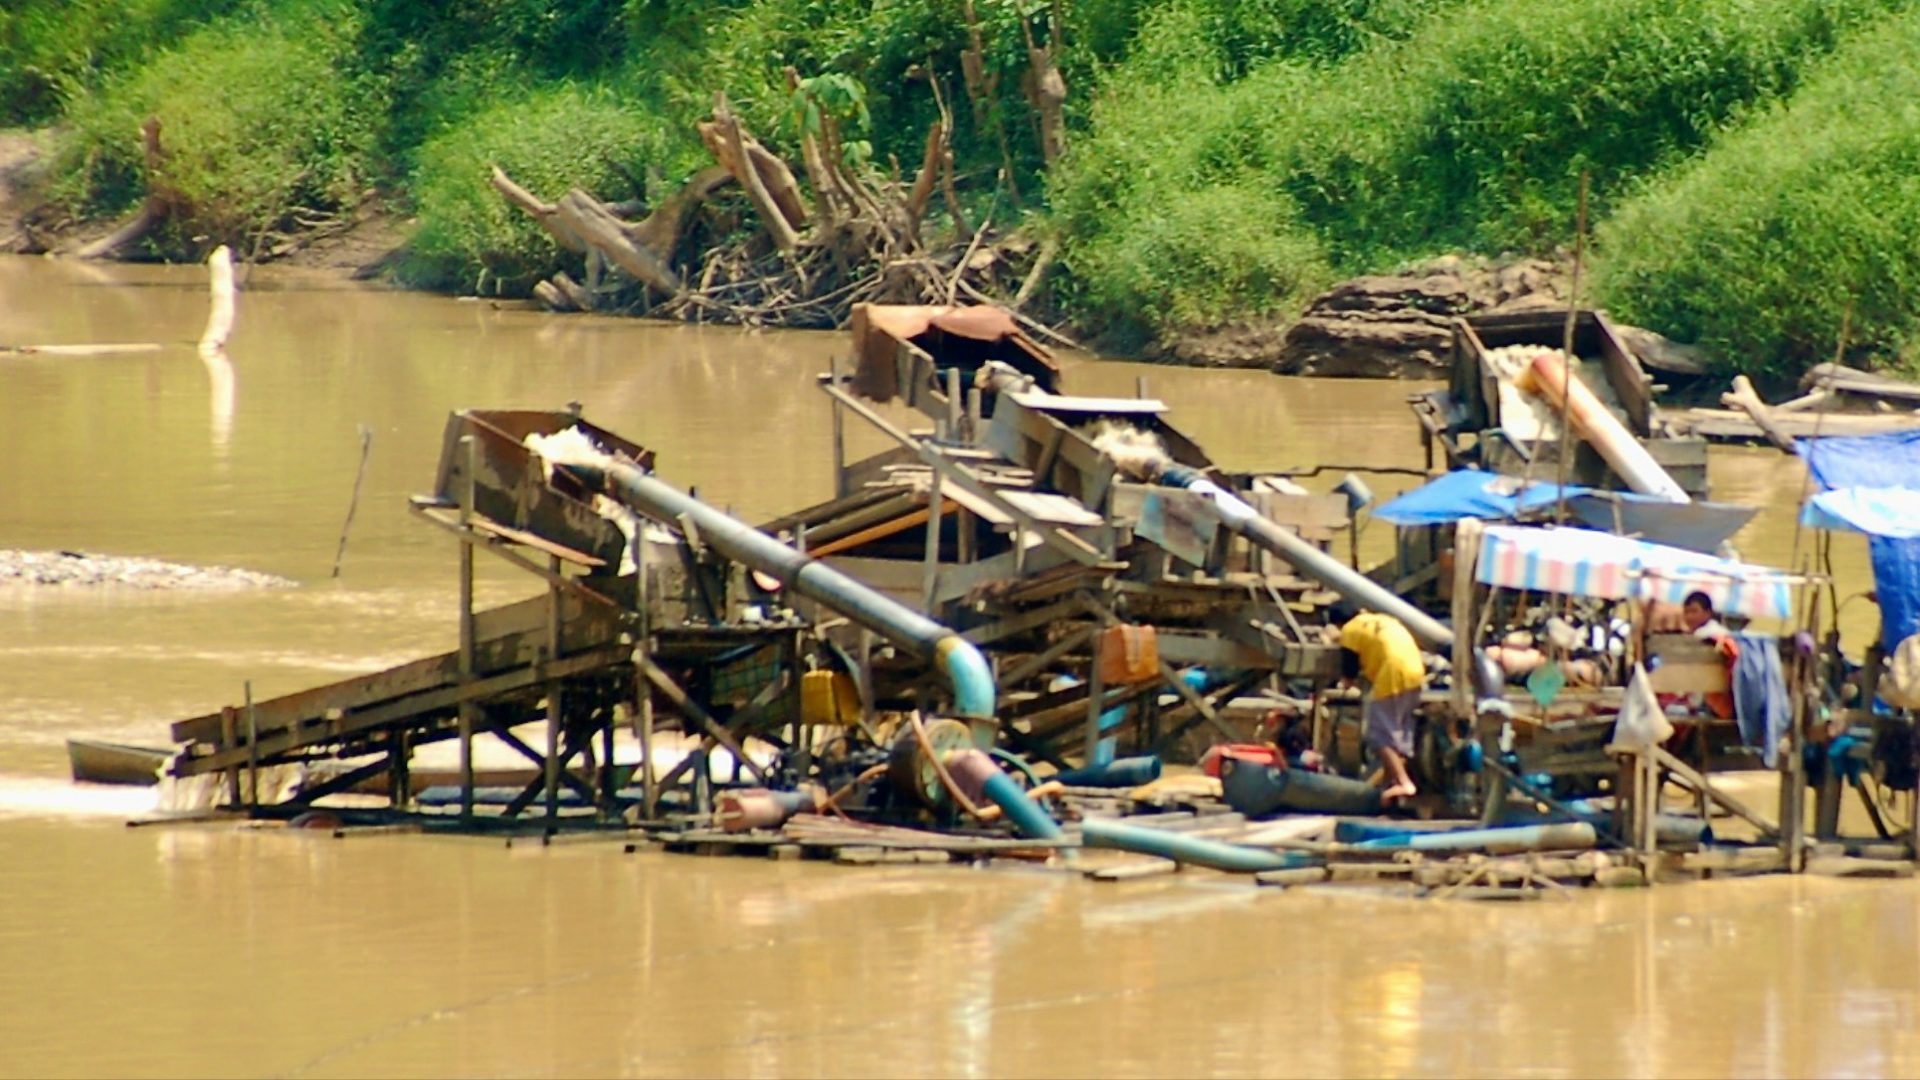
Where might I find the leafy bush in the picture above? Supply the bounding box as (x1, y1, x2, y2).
(399, 84, 697, 293)
(0, 0, 241, 124)
(1062, 182, 1332, 344)
(1595, 12, 1920, 385)
(1050, 0, 1903, 343)
(49, 0, 382, 252)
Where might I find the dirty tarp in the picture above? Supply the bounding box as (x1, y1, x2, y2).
(1376, 470, 1752, 553)
(849, 303, 1060, 401)
(1799, 430, 1920, 646)
(1476, 524, 1796, 619)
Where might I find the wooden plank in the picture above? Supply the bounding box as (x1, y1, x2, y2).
(1807, 856, 1915, 878)
(174, 645, 629, 775)
(1112, 482, 1217, 568)
(1666, 407, 1920, 442)
(1254, 866, 1330, 888)
(1088, 859, 1179, 881)
(172, 591, 621, 743)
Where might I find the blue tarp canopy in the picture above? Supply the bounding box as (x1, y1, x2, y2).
(1375, 470, 1585, 525)
(1377, 469, 1755, 552)
(1799, 430, 1920, 646)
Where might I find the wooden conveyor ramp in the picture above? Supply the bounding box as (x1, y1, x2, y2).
(168, 409, 646, 811)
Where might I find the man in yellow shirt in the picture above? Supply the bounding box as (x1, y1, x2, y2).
(1338, 611, 1428, 805)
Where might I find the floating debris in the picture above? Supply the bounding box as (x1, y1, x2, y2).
(0, 549, 295, 590)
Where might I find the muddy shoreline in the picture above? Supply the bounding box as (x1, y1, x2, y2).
(0, 127, 1697, 379)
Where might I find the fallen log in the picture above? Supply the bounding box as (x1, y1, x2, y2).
(699, 92, 803, 252)
(554, 189, 682, 296)
(629, 165, 733, 261)
(1720, 374, 1795, 453)
(489, 164, 586, 254)
(2, 343, 163, 357)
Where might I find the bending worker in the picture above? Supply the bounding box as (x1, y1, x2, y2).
(1336, 608, 1428, 805)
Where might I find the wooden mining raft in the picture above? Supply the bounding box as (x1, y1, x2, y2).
(144, 303, 1914, 894)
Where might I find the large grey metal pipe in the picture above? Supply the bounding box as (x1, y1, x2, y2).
(568, 460, 996, 720)
(1159, 466, 1455, 649)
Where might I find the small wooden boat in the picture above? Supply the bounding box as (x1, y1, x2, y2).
(66, 738, 171, 786)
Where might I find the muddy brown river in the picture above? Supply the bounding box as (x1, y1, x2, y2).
(1, 256, 1912, 1078)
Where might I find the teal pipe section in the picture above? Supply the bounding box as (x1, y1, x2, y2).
(574, 460, 996, 721)
(1351, 821, 1597, 854)
(1054, 756, 1162, 788)
(980, 772, 1064, 841)
(933, 636, 995, 721)
(1081, 816, 1314, 873)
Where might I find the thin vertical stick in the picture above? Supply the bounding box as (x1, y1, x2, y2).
(331, 424, 373, 579)
(830, 355, 847, 498)
(199, 245, 236, 354)
(1554, 172, 1588, 526)
(458, 435, 477, 822)
(245, 681, 258, 807)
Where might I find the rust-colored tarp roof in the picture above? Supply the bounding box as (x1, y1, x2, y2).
(850, 303, 1060, 402)
(861, 304, 1024, 343)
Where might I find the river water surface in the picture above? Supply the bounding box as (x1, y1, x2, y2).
(1, 256, 1912, 1078)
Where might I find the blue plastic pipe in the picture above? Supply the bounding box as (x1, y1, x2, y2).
(1351, 821, 1597, 854)
(1080, 816, 1314, 873)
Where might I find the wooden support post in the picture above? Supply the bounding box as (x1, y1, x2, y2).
(458, 435, 477, 822)
(1084, 636, 1106, 765)
(789, 632, 810, 784)
(601, 705, 617, 815)
(945, 367, 963, 441)
(923, 468, 944, 613)
(859, 630, 877, 734)
(545, 554, 563, 822)
(967, 386, 983, 445)
(1451, 521, 1482, 724)
(390, 728, 412, 809)
(633, 522, 657, 820)
(220, 705, 241, 808)
(830, 355, 848, 499)
(245, 680, 259, 808)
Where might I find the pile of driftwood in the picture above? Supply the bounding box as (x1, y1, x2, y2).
(1668, 363, 1920, 447)
(493, 72, 1063, 334)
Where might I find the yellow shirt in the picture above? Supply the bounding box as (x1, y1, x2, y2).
(1339, 613, 1427, 698)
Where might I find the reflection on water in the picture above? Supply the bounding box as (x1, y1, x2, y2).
(4, 818, 1914, 1079)
(0, 256, 1908, 1078)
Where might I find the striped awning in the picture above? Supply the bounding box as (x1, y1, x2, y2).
(1476, 524, 1795, 619)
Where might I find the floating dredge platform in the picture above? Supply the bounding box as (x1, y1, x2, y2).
(150, 304, 1915, 896)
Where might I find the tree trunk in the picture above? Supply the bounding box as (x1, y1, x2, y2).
(700, 93, 802, 252)
(555, 189, 682, 295)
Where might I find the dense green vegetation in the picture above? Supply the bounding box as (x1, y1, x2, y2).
(1593, 9, 1920, 381)
(5, 0, 1920, 382)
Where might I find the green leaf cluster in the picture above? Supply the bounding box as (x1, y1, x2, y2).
(1051, 0, 1903, 346)
(48, 0, 383, 251)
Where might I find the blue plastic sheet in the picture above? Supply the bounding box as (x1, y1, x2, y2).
(1798, 431, 1920, 646)
(1374, 470, 1585, 525)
